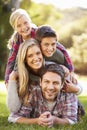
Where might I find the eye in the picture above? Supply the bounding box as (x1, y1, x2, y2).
(17, 24, 21, 28)
(24, 21, 28, 25)
(52, 42, 56, 46)
(27, 54, 33, 58)
(53, 82, 59, 85)
(36, 51, 41, 55)
(44, 80, 49, 84)
(44, 43, 49, 47)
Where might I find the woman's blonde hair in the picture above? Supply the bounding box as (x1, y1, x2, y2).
(17, 38, 41, 104)
(9, 8, 31, 29)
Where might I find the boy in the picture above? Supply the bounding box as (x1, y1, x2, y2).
(35, 25, 82, 94)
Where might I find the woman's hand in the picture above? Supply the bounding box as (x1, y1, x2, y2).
(9, 70, 18, 81)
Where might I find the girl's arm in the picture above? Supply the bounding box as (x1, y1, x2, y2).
(5, 33, 22, 85)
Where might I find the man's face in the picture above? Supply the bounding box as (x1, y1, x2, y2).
(40, 37, 57, 57)
(40, 72, 63, 102)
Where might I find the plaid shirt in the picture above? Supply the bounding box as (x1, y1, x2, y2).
(5, 34, 74, 83)
(57, 42, 74, 72)
(8, 86, 77, 124)
(5, 28, 36, 83)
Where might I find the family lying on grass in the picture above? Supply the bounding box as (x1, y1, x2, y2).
(5, 9, 85, 127)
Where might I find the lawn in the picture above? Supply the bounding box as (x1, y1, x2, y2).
(0, 92, 87, 130)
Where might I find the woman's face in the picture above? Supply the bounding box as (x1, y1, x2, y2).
(15, 15, 32, 40)
(26, 45, 43, 72)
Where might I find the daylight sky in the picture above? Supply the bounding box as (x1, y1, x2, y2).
(32, 0, 87, 9)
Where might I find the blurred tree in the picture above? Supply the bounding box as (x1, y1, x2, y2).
(58, 16, 87, 48)
(68, 33, 87, 74)
(0, 0, 20, 79)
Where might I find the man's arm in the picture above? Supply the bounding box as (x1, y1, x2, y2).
(38, 94, 77, 127)
(16, 117, 38, 124)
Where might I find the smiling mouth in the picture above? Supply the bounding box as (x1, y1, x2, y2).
(33, 60, 41, 65)
(47, 51, 53, 55)
(46, 91, 56, 95)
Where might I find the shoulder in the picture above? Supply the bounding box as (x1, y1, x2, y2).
(60, 92, 77, 103)
(7, 32, 23, 49)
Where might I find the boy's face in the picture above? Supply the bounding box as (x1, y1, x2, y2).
(40, 37, 57, 57)
(40, 71, 63, 102)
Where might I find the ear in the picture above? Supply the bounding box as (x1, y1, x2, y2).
(60, 82, 64, 89)
(40, 78, 42, 87)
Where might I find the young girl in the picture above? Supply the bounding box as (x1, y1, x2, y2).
(5, 8, 37, 87)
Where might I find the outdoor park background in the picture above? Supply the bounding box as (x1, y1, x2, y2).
(0, 0, 87, 130)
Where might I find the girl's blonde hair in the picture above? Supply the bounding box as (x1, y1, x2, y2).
(9, 8, 31, 29)
(8, 8, 37, 49)
(17, 38, 41, 105)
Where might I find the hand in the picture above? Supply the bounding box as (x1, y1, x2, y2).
(38, 111, 54, 128)
(60, 65, 69, 77)
(69, 72, 77, 84)
(9, 70, 18, 81)
(62, 79, 79, 93)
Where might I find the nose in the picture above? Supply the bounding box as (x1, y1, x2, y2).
(48, 45, 53, 51)
(33, 55, 39, 61)
(48, 83, 54, 90)
(22, 25, 26, 31)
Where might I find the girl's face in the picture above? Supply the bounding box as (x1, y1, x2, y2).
(15, 15, 32, 40)
(26, 45, 43, 72)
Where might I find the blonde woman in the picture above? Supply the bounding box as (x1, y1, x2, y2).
(5, 8, 37, 87)
(7, 38, 43, 111)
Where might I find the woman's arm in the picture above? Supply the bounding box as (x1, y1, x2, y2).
(6, 71, 21, 112)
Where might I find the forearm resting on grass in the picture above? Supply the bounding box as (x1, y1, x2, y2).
(7, 78, 21, 112)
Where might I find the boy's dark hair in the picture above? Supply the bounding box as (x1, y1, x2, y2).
(40, 64, 65, 84)
(35, 25, 57, 43)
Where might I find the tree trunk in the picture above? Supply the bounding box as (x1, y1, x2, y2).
(10, 0, 20, 10)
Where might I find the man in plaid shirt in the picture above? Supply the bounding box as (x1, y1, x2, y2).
(8, 64, 77, 127)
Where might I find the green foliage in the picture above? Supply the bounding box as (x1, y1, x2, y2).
(21, 1, 62, 27)
(68, 33, 87, 74)
(0, 92, 87, 130)
(58, 16, 87, 48)
(0, 5, 13, 79)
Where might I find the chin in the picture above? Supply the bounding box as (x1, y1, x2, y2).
(46, 54, 53, 57)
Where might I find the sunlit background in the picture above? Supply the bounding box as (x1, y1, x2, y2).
(32, 0, 87, 9)
(0, 0, 87, 79)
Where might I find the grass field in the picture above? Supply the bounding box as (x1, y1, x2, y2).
(0, 92, 87, 130)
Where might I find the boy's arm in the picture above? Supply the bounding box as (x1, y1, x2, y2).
(57, 42, 74, 72)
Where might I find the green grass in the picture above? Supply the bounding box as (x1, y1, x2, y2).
(0, 92, 87, 130)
